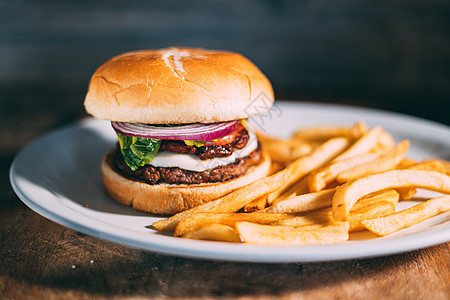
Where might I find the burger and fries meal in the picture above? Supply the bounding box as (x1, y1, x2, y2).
(84, 47, 450, 246)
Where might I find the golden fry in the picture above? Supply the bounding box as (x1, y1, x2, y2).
(265, 138, 349, 204)
(236, 221, 349, 245)
(255, 130, 286, 144)
(292, 121, 367, 141)
(352, 189, 400, 210)
(265, 189, 335, 214)
(262, 136, 349, 205)
(182, 224, 242, 242)
(273, 198, 395, 232)
(271, 210, 333, 227)
(308, 152, 379, 192)
(395, 159, 446, 200)
(397, 158, 418, 169)
(174, 212, 294, 237)
(268, 161, 285, 175)
(406, 160, 446, 173)
(396, 187, 417, 200)
(428, 159, 450, 175)
(376, 128, 395, 150)
(243, 196, 268, 212)
(332, 170, 450, 221)
(268, 176, 309, 205)
(256, 131, 315, 163)
(264, 141, 312, 163)
(336, 140, 410, 183)
(348, 201, 395, 232)
(361, 195, 450, 236)
(332, 127, 383, 162)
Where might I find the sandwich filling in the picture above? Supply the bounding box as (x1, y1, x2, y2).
(113, 122, 263, 185)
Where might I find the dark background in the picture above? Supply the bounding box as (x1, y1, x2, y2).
(1, 0, 449, 158)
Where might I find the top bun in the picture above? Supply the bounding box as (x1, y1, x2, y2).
(84, 47, 274, 124)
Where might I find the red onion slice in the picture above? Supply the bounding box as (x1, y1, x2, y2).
(112, 120, 238, 141)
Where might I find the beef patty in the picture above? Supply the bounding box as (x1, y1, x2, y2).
(114, 144, 262, 185)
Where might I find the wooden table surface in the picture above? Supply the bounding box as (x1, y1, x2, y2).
(1, 97, 449, 299)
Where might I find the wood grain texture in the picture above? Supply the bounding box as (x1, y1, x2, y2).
(1, 206, 449, 299)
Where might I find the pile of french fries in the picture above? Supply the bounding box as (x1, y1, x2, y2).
(153, 121, 450, 245)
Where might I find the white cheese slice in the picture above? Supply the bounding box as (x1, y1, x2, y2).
(149, 127, 258, 172)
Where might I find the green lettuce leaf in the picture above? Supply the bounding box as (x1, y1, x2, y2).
(116, 133, 161, 171)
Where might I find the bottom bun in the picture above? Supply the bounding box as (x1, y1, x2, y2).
(101, 149, 271, 215)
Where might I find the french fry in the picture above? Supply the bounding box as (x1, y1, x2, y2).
(352, 189, 400, 210)
(273, 196, 396, 232)
(376, 128, 395, 150)
(396, 187, 417, 200)
(182, 224, 242, 242)
(271, 209, 333, 227)
(260, 136, 349, 206)
(348, 201, 395, 232)
(268, 176, 309, 205)
(236, 221, 350, 245)
(255, 130, 282, 144)
(332, 127, 383, 162)
(406, 160, 446, 173)
(397, 158, 418, 169)
(265, 137, 349, 203)
(292, 121, 367, 141)
(256, 131, 315, 163)
(324, 180, 342, 190)
(251, 162, 285, 209)
(361, 195, 450, 236)
(153, 137, 349, 232)
(264, 189, 335, 214)
(271, 132, 389, 200)
(332, 170, 450, 221)
(336, 140, 410, 183)
(264, 141, 312, 163)
(243, 195, 268, 212)
(174, 212, 294, 237)
(277, 177, 310, 202)
(268, 161, 285, 175)
(428, 159, 450, 175)
(153, 169, 289, 232)
(308, 152, 379, 192)
(396, 160, 446, 200)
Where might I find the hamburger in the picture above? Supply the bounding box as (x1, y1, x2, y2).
(84, 47, 274, 214)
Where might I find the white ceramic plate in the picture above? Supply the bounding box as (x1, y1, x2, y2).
(10, 101, 450, 263)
